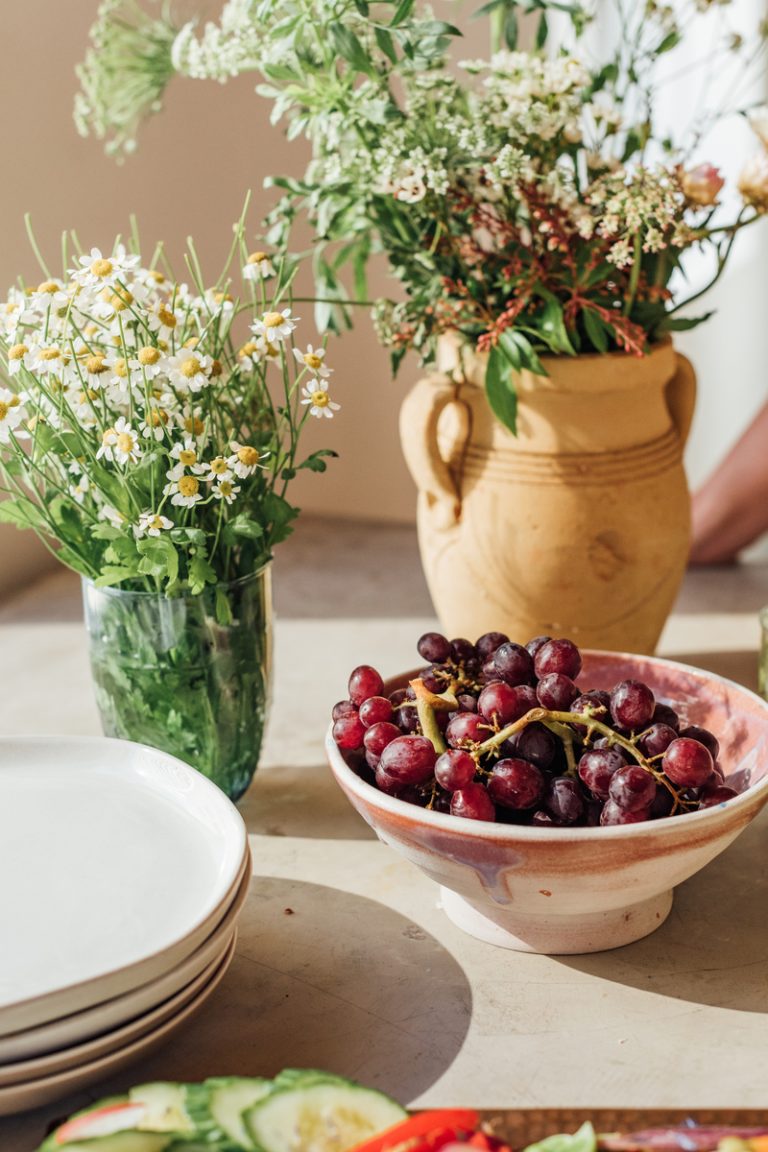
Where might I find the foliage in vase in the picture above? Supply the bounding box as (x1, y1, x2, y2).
(0, 213, 340, 594)
(75, 0, 768, 430)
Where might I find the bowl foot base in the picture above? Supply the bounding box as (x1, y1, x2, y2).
(439, 887, 674, 954)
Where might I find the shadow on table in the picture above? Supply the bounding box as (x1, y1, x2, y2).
(96, 879, 471, 1103)
(241, 764, 378, 840)
(662, 649, 760, 694)
(559, 810, 768, 1013)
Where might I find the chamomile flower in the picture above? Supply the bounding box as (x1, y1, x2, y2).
(301, 381, 340, 419)
(164, 473, 204, 507)
(166, 349, 213, 393)
(139, 406, 171, 442)
(200, 455, 233, 483)
(147, 301, 179, 336)
(129, 344, 166, 379)
(242, 251, 275, 281)
(228, 441, 265, 478)
(71, 245, 140, 289)
(169, 437, 202, 477)
(69, 470, 91, 505)
(6, 343, 33, 376)
(251, 308, 297, 343)
(97, 503, 126, 528)
(0, 388, 26, 443)
(292, 344, 331, 378)
(113, 417, 142, 465)
(134, 511, 174, 538)
(30, 345, 68, 376)
(212, 478, 241, 504)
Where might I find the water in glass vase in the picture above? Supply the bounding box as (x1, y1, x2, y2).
(82, 565, 272, 801)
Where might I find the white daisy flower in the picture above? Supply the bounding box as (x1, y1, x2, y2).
(6, 342, 33, 376)
(301, 381, 340, 419)
(29, 345, 69, 376)
(138, 406, 171, 442)
(111, 417, 142, 465)
(166, 349, 213, 393)
(242, 251, 275, 281)
(1, 291, 27, 338)
(134, 511, 174, 538)
(163, 473, 203, 507)
(212, 478, 241, 504)
(292, 343, 332, 378)
(0, 388, 26, 443)
(69, 471, 91, 505)
(71, 245, 140, 289)
(97, 503, 126, 528)
(81, 351, 111, 388)
(200, 455, 234, 483)
(228, 441, 266, 478)
(251, 308, 297, 343)
(168, 437, 202, 476)
(146, 301, 179, 336)
(129, 344, 167, 380)
(28, 279, 71, 313)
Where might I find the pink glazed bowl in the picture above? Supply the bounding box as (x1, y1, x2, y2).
(326, 650, 768, 954)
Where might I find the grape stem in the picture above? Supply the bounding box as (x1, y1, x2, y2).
(475, 707, 691, 812)
(409, 679, 449, 754)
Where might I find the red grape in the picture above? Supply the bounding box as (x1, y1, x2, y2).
(678, 725, 720, 761)
(578, 747, 626, 800)
(446, 711, 488, 748)
(698, 783, 739, 808)
(600, 801, 648, 826)
(332, 700, 357, 721)
(534, 638, 582, 679)
(526, 635, 551, 659)
(545, 776, 584, 823)
(375, 763, 405, 795)
(450, 783, 496, 821)
(379, 735, 437, 784)
(662, 737, 714, 787)
(363, 721, 401, 757)
(359, 696, 393, 727)
(652, 702, 680, 731)
(332, 713, 366, 750)
(417, 631, 452, 663)
(491, 642, 534, 687)
(610, 680, 655, 730)
(506, 721, 557, 769)
(536, 672, 578, 711)
(476, 631, 510, 659)
(348, 665, 384, 706)
(450, 638, 476, 664)
(434, 748, 477, 791)
(478, 681, 526, 726)
(608, 764, 656, 812)
(637, 722, 677, 758)
(488, 758, 545, 809)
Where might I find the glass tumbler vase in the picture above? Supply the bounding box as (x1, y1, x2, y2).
(82, 565, 272, 801)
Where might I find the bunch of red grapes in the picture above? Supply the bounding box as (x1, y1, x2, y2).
(331, 631, 738, 826)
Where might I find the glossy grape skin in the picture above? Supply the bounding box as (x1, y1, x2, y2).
(526, 635, 551, 659)
(417, 631, 452, 664)
(491, 642, 535, 687)
(536, 673, 578, 711)
(637, 722, 677, 759)
(662, 737, 714, 787)
(608, 764, 657, 812)
(571, 691, 611, 732)
(421, 668, 446, 694)
(488, 758, 545, 810)
(332, 712, 366, 750)
(348, 665, 385, 706)
(531, 809, 562, 827)
(600, 800, 648, 826)
(649, 785, 675, 819)
(379, 735, 437, 784)
(332, 700, 358, 721)
(506, 721, 557, 770)
(652, 702, 680, 731)
(389, 688, 408, 707)
(534, 638, 582, 680)
(610, 680, 655, 731)
(478, 681, 529, 726)
(450, 783, 496, 821)
(363, 721, 402, 757)
(445, 711, 488, 748)
(434, 748, 477, 791)
(395, 705, 420, 733)
(457, 693, 478, 713)
(545, 776, 584, 823)
(679, 725, 720, 761)
(359, 696, 393, 728)
(375, 763, 404, 795)
(698, 783, 739, 807)
(578, 747, 626, 800)
(476, 631, 510, 659)
(450, 637, 476, 664)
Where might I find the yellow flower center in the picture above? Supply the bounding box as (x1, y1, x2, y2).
(263, 311, 285, 329)
(184, 416, 205, 436)
(86, 354, 107, 374)
(103, 287, 133, 312)
(40, 347, 61, 361)
(157, 307, 176, 328)
(0, 402, 8, 421)
(138, 346, 161, 366)
(148, 515, 165, 531)
(102, 427, 116, 445)
(183, 336, 198, 349)
(237, 445, 260, 467)
(247, 251, 268, 264)
(218, 481, 234, 497)
(37, 280, 60, 294)
(117, 432, 135, 454)
(149, 409, 168, 427)
(90, 258, 113, 277)
(113, 358, 129, 378)
(9, 343, 28, 360)
(146, 270, 165, 284)
(180, 357, 201, 378)
(210, 456, 229, 475)
(213, 292, 233, 304)
(178, 475, 200, 498)
(238, 341, 258, 359)
(311, 390, 329, 407)
(304, 353, 323, 371)
(9, 396, 20, 407)
(178, 448, 197, 466)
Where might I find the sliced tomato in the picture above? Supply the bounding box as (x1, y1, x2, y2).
(55, 1100, 147, 1144)
(348, 1110, 481, 1152)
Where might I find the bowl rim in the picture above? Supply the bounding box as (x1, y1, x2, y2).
(326, 647, 768, 842)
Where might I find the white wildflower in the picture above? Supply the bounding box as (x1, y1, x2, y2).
(212, 478, 241, 504)
(0, 388, 26, 443)
(229, 441, 265, 478)
(243, 251, 275, 281)
(166, 348, 213, 393)
(292, 343, 331, 378)
(301, 381, 340, 419)
(134, 511, 174, 538)
(71, 245, 140, 289)
(251, 308, 297, 343)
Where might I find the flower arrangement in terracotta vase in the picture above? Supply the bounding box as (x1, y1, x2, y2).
(76, 0, 768, 652)
(0, 212, 340, 799)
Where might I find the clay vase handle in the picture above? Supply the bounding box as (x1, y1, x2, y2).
(399, 374, 463, 527)
(665, 352, 697, 448)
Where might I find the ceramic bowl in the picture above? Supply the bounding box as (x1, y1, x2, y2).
(326, 651, 768, 954)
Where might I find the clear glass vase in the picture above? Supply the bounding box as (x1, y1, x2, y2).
(82, 565, 272, 802)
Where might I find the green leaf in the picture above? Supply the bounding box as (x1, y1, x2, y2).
(656, 30, 681, 54)
(188, 553, 217, 595)
(93, 566, 136, 588)
(0, 499, 45, 530)
(535, 12, 549, 49)
(500, 329, 546, 377)
(329, 22, 375, 73)
(485, 345, 518, 435)
(374, 26, 398, 63)
(224, 515, 265, 542)
(389, 0, 415, 26)
(299, 449, 339, 474)
(417, 19, 462, 36)
(657, 311, 715, 333)
(504, 8, 518, 48)
(582, 308, 609, 353)
(540, 298, 576, 355)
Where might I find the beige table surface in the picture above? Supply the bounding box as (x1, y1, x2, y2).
(1, 613, 767, 1150)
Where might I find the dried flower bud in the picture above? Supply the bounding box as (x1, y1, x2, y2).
(747, 105, 768, 150)
(738, 153, 768, 212)
(680, 163, 724, 207)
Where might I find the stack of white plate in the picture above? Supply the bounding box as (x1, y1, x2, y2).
(0, 736, 251, 1116)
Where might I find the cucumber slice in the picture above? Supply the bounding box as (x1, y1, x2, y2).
(128, 1083, 195, 1134)
(272, 1071, 350, 1090)
(201, 1077, 274, 1148)
(244, 1081, 407, 1152)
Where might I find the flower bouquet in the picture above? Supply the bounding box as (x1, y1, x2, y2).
(0, 214, 340, 797)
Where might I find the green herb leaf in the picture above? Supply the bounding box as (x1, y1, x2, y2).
(485, 345, 518, 435)
(523, 1122, 597, 1152)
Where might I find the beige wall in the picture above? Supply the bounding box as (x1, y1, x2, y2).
(0, 2, 493, 590)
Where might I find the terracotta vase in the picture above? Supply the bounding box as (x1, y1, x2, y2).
(399, 339, 696, 654)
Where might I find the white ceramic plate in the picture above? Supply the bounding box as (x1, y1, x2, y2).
(0, 932, 238, 1086)
(0, 932, 236, 1117)
(0, 736, 247, 1035)
(0, 852, 251, 1065)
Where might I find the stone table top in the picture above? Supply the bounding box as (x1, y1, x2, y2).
(1, 613, 767, 1150)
